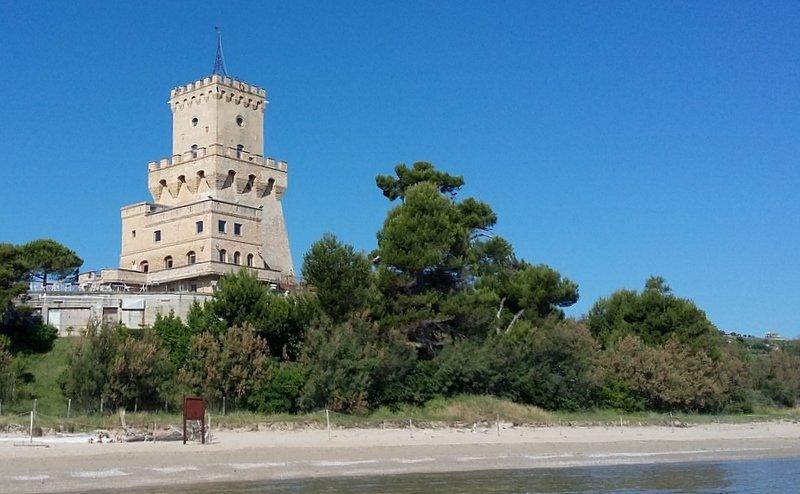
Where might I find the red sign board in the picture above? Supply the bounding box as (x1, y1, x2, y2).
(183, 396, 206, 444)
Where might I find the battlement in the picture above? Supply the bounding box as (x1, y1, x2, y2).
(146, 144, 287, 172)
(170, 74, 266, 99)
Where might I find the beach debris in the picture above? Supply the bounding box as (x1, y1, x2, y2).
(88, 431, 114, 443)
(154, 426, 183, 442)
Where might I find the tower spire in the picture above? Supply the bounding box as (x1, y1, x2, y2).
(212, 27, 229, 77)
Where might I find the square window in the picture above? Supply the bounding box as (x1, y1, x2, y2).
(154, 230, 161, 242)
(234, 223, 242, 235)
(196, 220, 204, 234)
(218, 220, 227, 233)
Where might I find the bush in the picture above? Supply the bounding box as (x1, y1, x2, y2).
(1, 305, 57, 354)
(152, 312, 193, 368)
(188, 270, 321, 360)
(433, 339, 490, 396)
(59, 324, 172, 412)
(0, 337, 13, 402)
(298, 317, 421, 413)
(247, 361, 306, 414)
(178, 325, 271, 410)
(433, 318, 601, 411)
(751, 348, 800, 407)
(602, 335, 748, 412)
(483, 318, 602, 410)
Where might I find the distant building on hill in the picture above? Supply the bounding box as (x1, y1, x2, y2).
(29, 42, 294, 334)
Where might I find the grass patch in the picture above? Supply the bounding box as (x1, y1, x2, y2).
(6, 338, 76, 417)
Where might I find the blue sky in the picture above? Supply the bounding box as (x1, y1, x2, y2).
(0, 1, 797, 336)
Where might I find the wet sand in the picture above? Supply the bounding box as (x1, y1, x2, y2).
(1, 422, 799, 493)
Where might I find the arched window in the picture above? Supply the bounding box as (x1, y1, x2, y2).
(187, 251, 196, 265)
(236, 144, 244, 158)
(246, 253, 254, 267)
(164, 256, 173, 269)
(233, 251, 241, 265)
(139, 260, 149, 273)
(219, 249, 227, 263)
(191, 144, 198, 159)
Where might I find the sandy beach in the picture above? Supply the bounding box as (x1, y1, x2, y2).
(1, 422, 799, 493)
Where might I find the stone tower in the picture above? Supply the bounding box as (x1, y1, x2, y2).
(84, 70, 294, 294)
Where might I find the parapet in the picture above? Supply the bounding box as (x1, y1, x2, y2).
(147, 144, 288, 173)
(170, 74, 267, 99)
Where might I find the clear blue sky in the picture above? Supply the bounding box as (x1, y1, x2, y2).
(0, 1, 797, 336)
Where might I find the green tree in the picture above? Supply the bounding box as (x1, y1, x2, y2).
(152, 312, 194, 368)
(587, 276, 719, 349)
(105, 327, 173, 410)
(1, 242, 61, 353)
(21, 239, 83, 288)
(191, 270, 320, 359)
(0, 244, 28, 309)
(185, 300, 226, 335)
(376, 161, 465, 201)
(178, 325, 271, 409)
(302, 233, 372, 322)
(480, 261, 579, 322)
(373, 163, 576, 357)
(378, 182, 464, 287)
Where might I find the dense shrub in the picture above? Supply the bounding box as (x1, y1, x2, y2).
(485, 318, 601, 410)
(0, 337, 13, 401)
(178, 325, 271, 409)
(602, 335, 748, 412)
(750, 348, 800, 407)
(1, 305, 57, 354)
(434, 318, 601, 411)
(152, 311, 194, 368)
(298, 317, 421, 413)
(59, 324, 172, 412)
(187, 270, 321, 360)
(247, 361, 306, 414)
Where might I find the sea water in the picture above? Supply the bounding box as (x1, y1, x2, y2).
(116, 457, 800, 493)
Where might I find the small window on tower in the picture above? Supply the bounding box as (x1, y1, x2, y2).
(218, 220, 227, 233)
(236, 116, 244, 127)
(196, 220, 204, 233)
(191, 117, 198, 127)
(234, 223, 242, 236)
(131, 230, 136, 238)
(154, 230, 162, 242)
(191, 144, 198, 158)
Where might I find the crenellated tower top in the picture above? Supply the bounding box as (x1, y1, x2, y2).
(169, 74, 267, 158)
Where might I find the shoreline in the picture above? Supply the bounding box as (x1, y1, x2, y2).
(1, 422, 799, 493)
